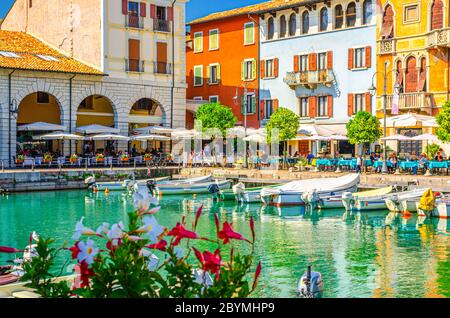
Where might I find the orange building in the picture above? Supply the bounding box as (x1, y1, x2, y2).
(186, 5, 261, 128)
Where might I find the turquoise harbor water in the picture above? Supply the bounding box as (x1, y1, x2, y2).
(2, 190, 450, 298)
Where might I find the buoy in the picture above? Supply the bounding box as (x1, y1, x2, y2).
(105, 188, 109, 195)
(402, 210, 412, 219)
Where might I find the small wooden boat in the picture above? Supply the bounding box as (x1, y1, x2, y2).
(260, 174, 360, 207)
(155, 179, 232, 195)
(317, 186, 393, 210)
(220, 183, 283, 203)
(385, 188, 431, 213)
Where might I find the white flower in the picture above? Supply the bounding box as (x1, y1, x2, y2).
(134, 190, 159, 212)
(77, 239, 99, 265)
(107, 222, 124, 240)
(140, 249, 160, 271)
(174, 246, 184, 260)
(96, 223, 110, 236)
(72, 217, 96, 241)
(193, 269, 213, 287)
(137, 216, 165, 243)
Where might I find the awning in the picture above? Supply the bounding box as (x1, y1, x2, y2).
(134, 126, 177, 134)
(37, 132, 84, 141)
(385, 113, 436, 128)
(18, 122, 66, 132)
(131, 134, 171, 141)
(76, 124, 121, 134)
(87, 134, 130, 141)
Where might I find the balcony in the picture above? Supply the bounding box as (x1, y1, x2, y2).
(153, 19, 170, 32)
(126, 59, 144, 73)
(426, 28, 450, 48)
(378, 38, 396, 55)
(153, 62, 172, 75)
(126, 15, 143, 29)
(383, 92, 433, 114)
(284, 70, 335, 89)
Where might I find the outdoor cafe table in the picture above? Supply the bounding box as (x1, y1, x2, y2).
(398, 161, 419, 171)
(428, 161, 449, 170)
(316, 159, 333, 168)
(372, 160, 393, 169)
(338, 159, 355, 169)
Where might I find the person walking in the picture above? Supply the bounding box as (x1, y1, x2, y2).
(356, 155, 362, 174)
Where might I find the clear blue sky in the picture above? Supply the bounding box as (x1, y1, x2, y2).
(0, 0, 265, 22)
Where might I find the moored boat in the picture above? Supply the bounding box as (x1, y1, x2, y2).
(385, 188, 431, 213)
(155, 179, 232, 195)
(318, 186, 393, 210)
(260, 174, 360, 207)
(220, 183, 283, 203)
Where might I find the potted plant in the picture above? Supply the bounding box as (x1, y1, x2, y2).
(295, 157, 308, 171)
(121, 153, 130, 162)
(16, 154, 25, 164)
(95, 153, 105, 162)
(143, 153, 152, 162)
(70, 154, 78, 163)
(235, 158, 244, 169)
(43, 153, 53, 163)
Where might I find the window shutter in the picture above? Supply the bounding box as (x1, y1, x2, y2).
(252, 60, 257, 79)
(168, 6, 173, 21)
(365, 46, 371, 68)
(274, 58, 279, 78)
(260, 60, 265, 79)
(122, 0, 128, 15)
(217, 64, 221, 81)
(348, 94, 354, 116)
(140, 3, 146, 17)
(294, 55, 299, 72)
(251, 96, 256, 113)
(348, 48, 354, 70)
(308, 53, 317, 71)
(206, 66, 211, 83)
(308, 96, 316, 117)
(241, 61, 245, 80)
(327, 51, 333, 69)
(365, 92, 372, 113)
(273, 99, 279, 111)
(260, 100, 265, 119)
(150, 4, 156, 19)
(417, 70, 426, 91)
(327, 96, 333, 117)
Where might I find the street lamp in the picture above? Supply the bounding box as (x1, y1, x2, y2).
(369, 61, 401, 174)
(8, 98, 18, 167)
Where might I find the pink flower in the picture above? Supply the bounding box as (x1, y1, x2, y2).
(193, 247, 223, 276)
(147, 240, 167, 251)
(167, 223, 199, 246)
(68, 242, 81, 259)
(252, 262, 262, 291)
(194, 204, 204, 229)
(218, 222, 251, 245)
(73, 261, 94, 289)
(249, 217, 255, 242)
(0, 246, 23, 254)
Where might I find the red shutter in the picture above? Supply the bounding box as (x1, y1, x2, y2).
(308, 53, 317, 71)
(168, 6, 173, 21)
(327, 51, 333, 69)
(308, 96, 317, 118)
(365, 46, 371, 68)
(150, 4, 156, 19)
(348, 48, 354, 70)
(260, 60, 265, 79)
(140, 2, 146, 17)
(274, 58, 279, 78)
(122, 0, 128, 15)
(294, 55, 299, 72)
(348, 94, 354, 116)
(260, 100, 265, 119)
(273, 99, 279, 111)
(365, 93, 371, 113)
(327, 95, 333, 118)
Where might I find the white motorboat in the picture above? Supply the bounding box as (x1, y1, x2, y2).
(317, 186, 393, 210)
(260, 174, 360, 207)
(155, 179, 232, 195)
(219, 182, 284, 203)
(385, 188, 431, 213)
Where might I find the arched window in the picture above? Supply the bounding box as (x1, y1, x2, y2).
(279, 15, 287, 38)
(362, 0, 372, 25)
(267, 17, 274, 40)
(346, 2, 356, 27)
(418, 58, 427, 92)
(319, 7, 328, 31)
(335, 5, 344, 29)
(405, 56, 418, 93)
(288, 13, 297, 36)
(381, 5, 394, 39)
(302, 11, 309, 34)
(395, 60, 404, 93)
(431, 0, 444, 30)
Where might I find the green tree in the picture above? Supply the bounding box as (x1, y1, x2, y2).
(346, 111, 382, 170)
(266, 107, 300, 167)
(195, 103, 237, 136)
(436, 100, 450, 143)
(426, 143, 440, 159)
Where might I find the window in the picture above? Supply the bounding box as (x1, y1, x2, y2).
(265, 59, 274, 78)
(346, 3, 356, 27)
(381, 5, 394, 39)
(318, 53, 327, 70)
(319, 8, 328, 31)
(354, 94, 366, 113)
(299, 97, 309, 117)
(363, 0, 373, 25)
(0, 51, 20, 58)
(302, 11, 309, 34)
(244, 22, 255, 45)
(209, 96, 219, 103)
(318, 96, 328, 117)
(133, 99, 152, 111)
(36, 54, 59, 62)
(245, 94, 256, 114)
(80, 96, 94, 109)
(404, 4, 419, 23)
(243, 59, 255, 80)
(335, 5, 344, 29)
(288, 13, 296, 36)
(156, 6, 166, 20)
(279, 16, 287, 38)
(418, 58, 427, 92)
(264, 100, 274, 119)
(193, 32, 203, 53)
(405, 56, 418, 93)
(299, 55, 308, 71)
(209, 29, 219, 50)
(208, 64, 219, 84)
(193, 96, 203, 101)
(37, 92, 50, 104)
(354, 48, 366, 68)
(129, 1, 139, 15)
(267, 17, 275, 40)
(194, 65, 203, 86)
(431, 0, 444, 30)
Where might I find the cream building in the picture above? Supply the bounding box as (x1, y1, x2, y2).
(0, 0, 188, 166)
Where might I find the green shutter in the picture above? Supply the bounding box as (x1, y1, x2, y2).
(217, 64, 221, 80)
(194, 66, 202, 85)
(244, 23, 254, 44)
(241, 61, 245, 80)
(206, 65, 211, 83)
(209, 30, 218, 50)
(251, 95, 256, 113)
(251, 60, 256, 79)
(194, 33, 202, 52)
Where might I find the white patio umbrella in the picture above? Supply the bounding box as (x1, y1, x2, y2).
(76, 124, 120, 135)
(134, 126, 175, 134)
(411, 133, 439, 142)
(328, 134, 349, 141)
(38, 132, 84, 141)
(243, 134, 267, 143)
(88, 134, 130, 141)
(380, 134, 412, 141)
(385, 113, 436, 128)
(131, 134, 171, 141)
(18, 122, 66, 131)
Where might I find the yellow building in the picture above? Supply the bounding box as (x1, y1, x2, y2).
(376, 0, 449, 155)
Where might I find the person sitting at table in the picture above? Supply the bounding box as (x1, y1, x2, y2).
(369, 152, 376, 164)
(439, 148, 446, 159)
(435, 151, 444, 162)
(293, 151, 299, 158)
(419, 153, 428, 172)
(306, 152, 315, 164)
(388, 153, 397, 173)
(411, 152, 418, 161)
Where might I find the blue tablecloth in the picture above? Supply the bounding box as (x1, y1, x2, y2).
(429, 161, 449, 169)
(316, 159, 333, 167)
(398, 161, 419, 170)
(373, 161, 393, 169)
(338, 159, 355, 169)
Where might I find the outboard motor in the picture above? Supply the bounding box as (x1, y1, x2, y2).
(84, 176, 97, 191)
(342, 192, 354, 211)
(208, 183, 221, 201)
(232, 182, 246, 202)
(301, 190, 320, 212)
(146, 180, 156, 196)
(297, 266, 324, 298)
